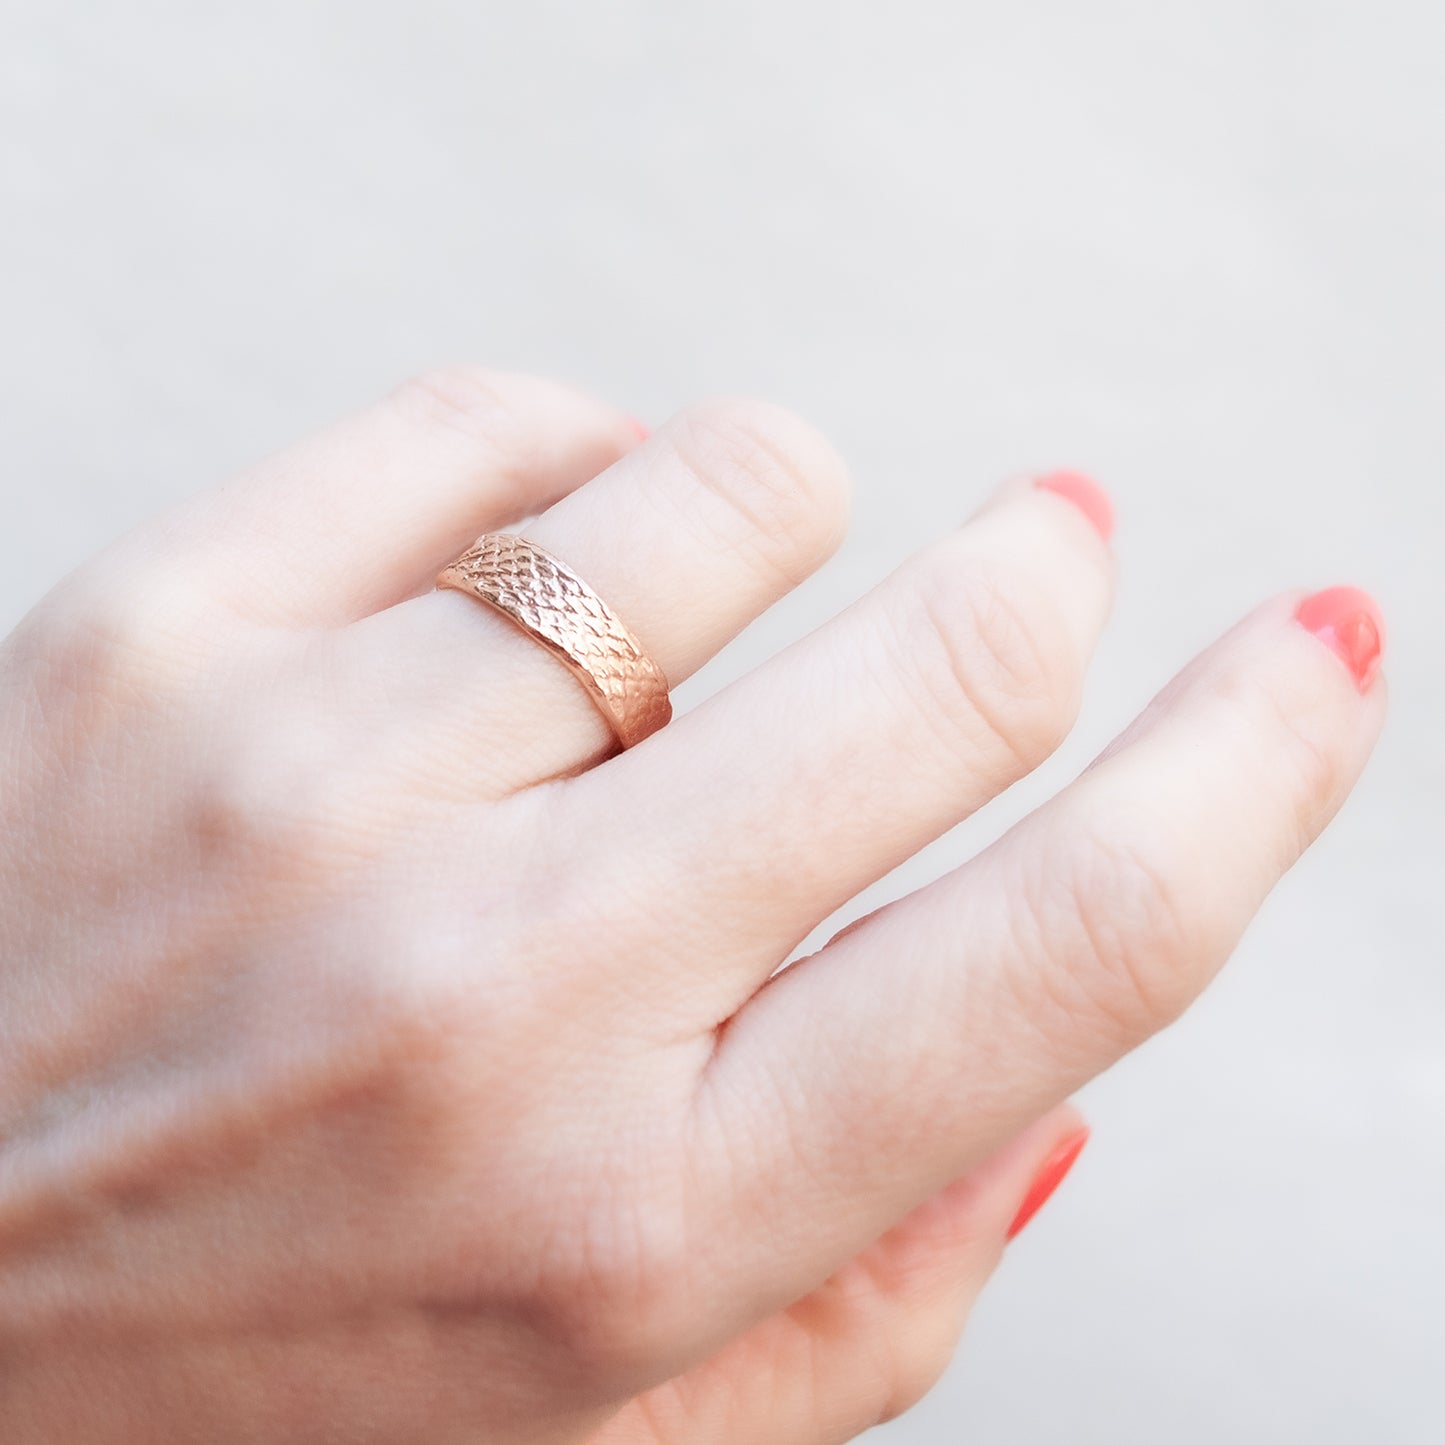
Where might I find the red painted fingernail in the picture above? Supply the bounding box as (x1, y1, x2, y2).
(1007, 1127, 1090, 1241)
(626, 415, 651, 442)
(1034, 471, 1114, 541)
(1295, 586, 1386, 693)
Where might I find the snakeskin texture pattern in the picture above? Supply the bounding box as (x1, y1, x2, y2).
(435, 533, 672, 749)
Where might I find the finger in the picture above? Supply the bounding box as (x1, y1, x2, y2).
(553, 473, 1114, 1012)
(696, 587, 1386, 1308)
(336, 399, 851, 794)
(93, 368, 644, 627)
(594, 1108, 1088, 1445)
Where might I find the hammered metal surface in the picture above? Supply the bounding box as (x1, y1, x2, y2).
(435, 533, 672, 749)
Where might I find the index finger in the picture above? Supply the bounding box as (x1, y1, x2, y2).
(691, 587, 1386, 1313)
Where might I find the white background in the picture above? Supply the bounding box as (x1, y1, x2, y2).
(3, 3, 1443, 1440)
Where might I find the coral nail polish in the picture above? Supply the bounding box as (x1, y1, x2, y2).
(1295, 586, 1386, 692)
(1007, 1127, 1091, 1241)
(626, 415, 651, 442)
(1034, 471, 1115, 541)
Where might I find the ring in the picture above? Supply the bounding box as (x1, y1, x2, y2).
(435, 533, 672, 749)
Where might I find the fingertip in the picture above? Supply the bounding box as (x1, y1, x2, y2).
(1295, 586, 1386, 693)
(1034, 470, 1115, 542)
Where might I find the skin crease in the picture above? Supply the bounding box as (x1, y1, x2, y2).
(0, 370, 1386, 1444)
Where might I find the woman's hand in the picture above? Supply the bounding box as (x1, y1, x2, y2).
(0, 371, 1385, 1444)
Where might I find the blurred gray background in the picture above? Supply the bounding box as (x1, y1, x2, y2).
(3, 2, 1442, 1440)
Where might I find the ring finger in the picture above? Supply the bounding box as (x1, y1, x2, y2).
(334, 399, 851, 796)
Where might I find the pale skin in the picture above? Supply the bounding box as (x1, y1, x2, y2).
(0, 370, 1386, 1443)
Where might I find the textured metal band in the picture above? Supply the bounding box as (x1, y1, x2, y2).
(435, 533, 672, 749)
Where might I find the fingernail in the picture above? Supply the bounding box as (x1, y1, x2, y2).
(1295, 586, 1386, 692)
(1007, 1127, 1090, 1241)
(626, 415, 651, 442)
(1034, 471, 1114, 541)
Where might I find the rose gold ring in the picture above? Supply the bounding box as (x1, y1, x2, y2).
(435, 533, 672, 750)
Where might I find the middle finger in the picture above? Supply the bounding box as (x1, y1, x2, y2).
(546, 473, 1115, 1016)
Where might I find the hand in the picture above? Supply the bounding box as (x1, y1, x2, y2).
(0, 370, 1385, 1444)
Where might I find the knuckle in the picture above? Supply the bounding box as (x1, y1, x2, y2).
(898, 551, 1082, 773)
(1037, 821, 1199, 1044)
(665, 399, 850, 585)
(186, 705, 375, 885)
(533, 1193, 699, 1388)
(1218, 668, 1351, 851)
(43, 567, 217, 700)
(392, 365, 532, 453)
